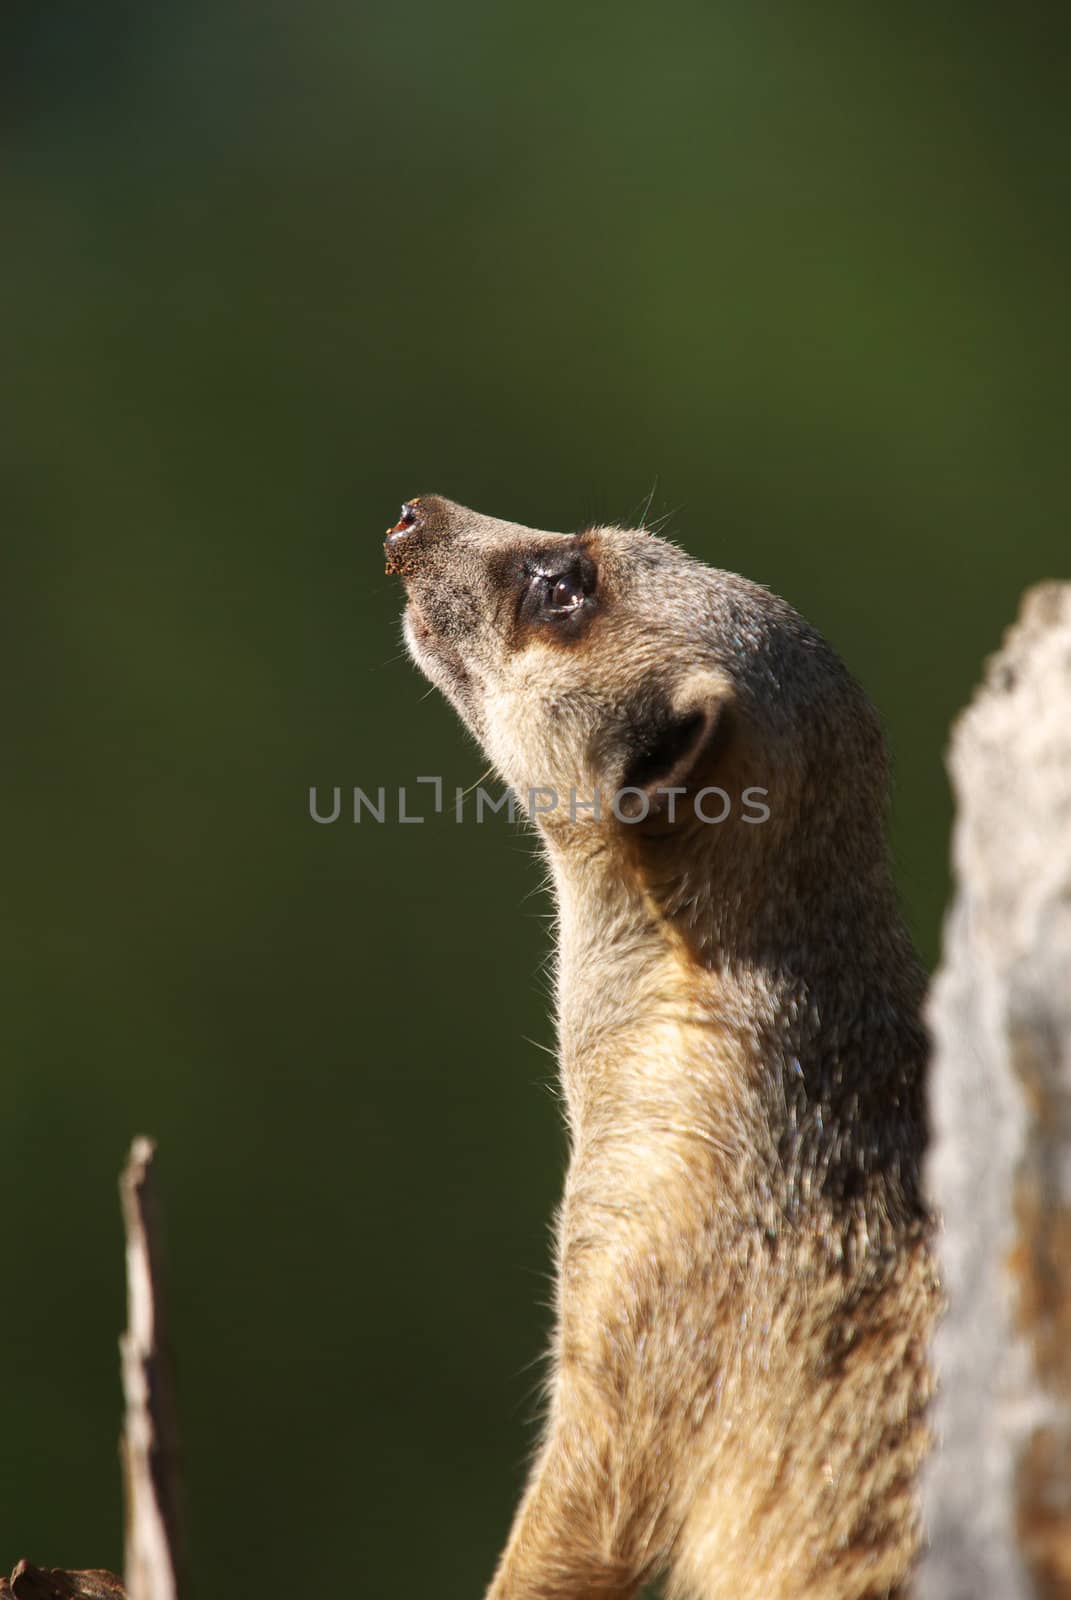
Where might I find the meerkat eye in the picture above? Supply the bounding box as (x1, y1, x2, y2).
(524, 552, 598, 620)
(549, 576, 585, 612)
(516, 548, 599, 634)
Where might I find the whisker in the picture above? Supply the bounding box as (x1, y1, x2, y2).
(635, 476, 659, 532)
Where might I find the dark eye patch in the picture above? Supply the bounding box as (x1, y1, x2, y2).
(517, 546, 599, 640)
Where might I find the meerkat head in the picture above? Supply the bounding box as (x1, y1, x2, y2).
(385, 495, 895, 957)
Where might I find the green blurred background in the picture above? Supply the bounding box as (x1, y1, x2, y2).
(4, 2, 1068, 1591)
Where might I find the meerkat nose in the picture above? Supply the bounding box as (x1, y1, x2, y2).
(392, 501, 422, 534)
(384, 498, 427, 575)
(387, 499, 424, 543)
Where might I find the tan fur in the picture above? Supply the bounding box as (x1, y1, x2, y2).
(385, 496, 939, 1599)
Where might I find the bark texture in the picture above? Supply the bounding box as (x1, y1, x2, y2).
(922, 582, 1071, 1599)
(0, 1565, 125, 1600)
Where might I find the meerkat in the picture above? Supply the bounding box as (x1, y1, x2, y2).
(384, 495, 938, 1600)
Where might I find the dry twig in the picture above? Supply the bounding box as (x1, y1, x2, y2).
(119, 1138, 184, 1600)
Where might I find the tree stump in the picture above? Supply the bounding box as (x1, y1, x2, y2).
(922, 583, 1071, 1598)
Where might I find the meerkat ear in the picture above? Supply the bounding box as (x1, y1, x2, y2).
(620, 671, 735, 818)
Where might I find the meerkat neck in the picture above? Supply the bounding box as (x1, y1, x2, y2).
(546, 844, 770, 1199)
(544, 835, 928, 1247)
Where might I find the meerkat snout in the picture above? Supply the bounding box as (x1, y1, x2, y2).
(384, 495, 937, 1600)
